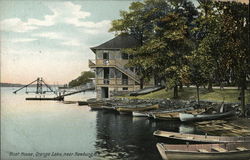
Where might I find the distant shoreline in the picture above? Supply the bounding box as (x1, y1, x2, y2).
(0, 83, 62, 88)
(0, 83, 24, 87)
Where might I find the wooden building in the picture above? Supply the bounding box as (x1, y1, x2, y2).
(89, 34, 155, 99)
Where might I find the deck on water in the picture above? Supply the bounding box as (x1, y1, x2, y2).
(26, 85, 94, 101)
(26, 97, 63, 101)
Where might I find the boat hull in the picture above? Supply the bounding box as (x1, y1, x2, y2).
(157, 143, 250, 160)
(179, 110, 235, 122)
(78, 101, 88, 106)
(116, 104, 159, 112)
(153, 130, 250, 143)
(132, 111, 149, 117)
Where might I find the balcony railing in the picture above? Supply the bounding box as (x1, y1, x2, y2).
(89, 59, 140, 83)
(96, 78, 134, 85)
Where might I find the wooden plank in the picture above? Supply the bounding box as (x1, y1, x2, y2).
(212, 147, 228, 152)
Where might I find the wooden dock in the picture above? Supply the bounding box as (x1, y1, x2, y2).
(26, 97, 64, 101)
(25, 85, 94, 101)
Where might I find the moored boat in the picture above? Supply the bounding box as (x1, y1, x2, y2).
(132, 111, 149, 117)
(101, 105, 117, 112)
(116, 104, 159, 113)
(179, 110, 235, 122)
(152, 108, 206, 121)
(63, 101, 77, 104)
(89, 105, 104, 110)
(153, 130, 250, 143)
(78, 101, 88, 106)
(156, 142, 250, 160)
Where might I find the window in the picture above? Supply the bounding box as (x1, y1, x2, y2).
(122, 53, 128, 59)
(123, 87, 128, 90)
(122, 73, 128, 85)
(103, 52, 109, 59)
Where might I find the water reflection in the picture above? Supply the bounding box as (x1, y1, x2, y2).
(1, 87, 203, 160)
(94, 111, 201, 160)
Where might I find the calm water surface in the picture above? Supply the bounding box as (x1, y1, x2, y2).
(1, 87, 200, 160)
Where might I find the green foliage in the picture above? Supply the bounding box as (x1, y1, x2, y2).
(68, 71, 95, 87)
(122, 88, 250, 104)
(110, 0, 249, 111)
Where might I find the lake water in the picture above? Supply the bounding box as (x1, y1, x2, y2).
(1, 87, 201, 160)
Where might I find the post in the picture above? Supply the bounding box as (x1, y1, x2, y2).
(197, 85, 200, 105)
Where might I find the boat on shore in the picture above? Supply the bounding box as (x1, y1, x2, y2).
(156, 142, 250, 160)
(153, 130, 250, 143)
(116, 104, 159, 114)
(179, 110, 235, 122)
(129, 86, 164, 96)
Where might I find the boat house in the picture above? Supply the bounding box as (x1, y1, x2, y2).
(89, 34, 155, 99)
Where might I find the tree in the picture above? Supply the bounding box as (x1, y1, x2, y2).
(147, 0, 197, 98)
(193, 1, 249, 115)
(68, 71, 95, 87)
(215, 1, 249, 116)
(109, 0, 171, 89)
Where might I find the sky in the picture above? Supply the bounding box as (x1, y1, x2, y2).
(0, 0, 202, 85)
(0, 0, 134, 85)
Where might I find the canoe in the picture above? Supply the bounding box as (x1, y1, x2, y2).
(156, 142, 250, 160)
(78, 101, 88, 106)
(179, 110, 236, 122)
(129, 86, 164, 96)
(116, 104, 159, 113)
(153, 130, 250, 143)
(152, 108, 206, 121)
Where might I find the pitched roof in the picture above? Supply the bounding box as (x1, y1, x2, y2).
(90, 34, 141, 52)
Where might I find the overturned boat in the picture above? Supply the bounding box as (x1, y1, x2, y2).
(129, 86, 164, 96)
(156, 142, 250, 160)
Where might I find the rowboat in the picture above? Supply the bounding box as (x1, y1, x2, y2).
(152, 108, 206, 121)
(87, 99, 110, 110)
(89, 105, 104, 110)
(101, 105, 117, 112)
(153, 130, 250, 143)
(152, 112, 180, 120)
(156, 142, 250, 160)
(116, 104, 159, 113)
(179, 110, 235, 122)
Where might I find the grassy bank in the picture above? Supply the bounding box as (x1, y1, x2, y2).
(120, 88, 250, 103)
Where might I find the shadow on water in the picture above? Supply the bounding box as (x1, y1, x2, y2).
(93, 111, 202, 160)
